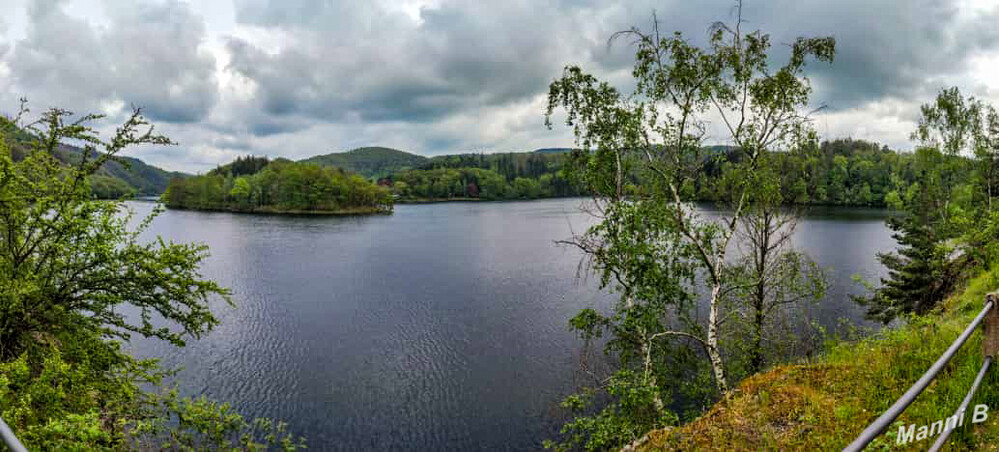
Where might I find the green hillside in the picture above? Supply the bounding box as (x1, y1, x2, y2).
(300, 146, 428, 178)
(4, 123, 187, 197)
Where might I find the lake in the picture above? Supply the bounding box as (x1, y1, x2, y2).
(123, 198, 895, 451)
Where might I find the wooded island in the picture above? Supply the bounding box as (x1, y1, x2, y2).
(163, 156, 393, 214)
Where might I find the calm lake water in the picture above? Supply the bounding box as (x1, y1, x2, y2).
(123, 198, 895, 451)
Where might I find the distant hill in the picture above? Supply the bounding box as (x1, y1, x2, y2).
(97, 152, 187, 195)
(704, 145, 740, 154)
(532, 147, 572, 154)
(4, 123, 188, 197)
(301, 147, 428, 178)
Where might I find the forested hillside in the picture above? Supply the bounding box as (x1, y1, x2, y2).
(300, 146, 428, 178)
(164, 156, 393, 214)
(3, 121, 187, 197)
(387, 151, 578, 200)
(694, 138, 943, 207)
(341, 139, 956, 206)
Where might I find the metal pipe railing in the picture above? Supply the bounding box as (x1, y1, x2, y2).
(928, 355, 993, 452)
(842, 299, 994, 451)
(0, 415, 27, 452)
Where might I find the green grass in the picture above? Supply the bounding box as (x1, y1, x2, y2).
(642, 266, 999, 451)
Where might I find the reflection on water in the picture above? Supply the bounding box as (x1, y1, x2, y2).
(122, 199, 894, 450)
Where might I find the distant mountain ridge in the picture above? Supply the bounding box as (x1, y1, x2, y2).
(300, 147, 429, 178)
(301, 146, 579, 178)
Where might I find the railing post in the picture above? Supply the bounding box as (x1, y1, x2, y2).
(0, 415, 27, 452)
(984, 292, 999, 359)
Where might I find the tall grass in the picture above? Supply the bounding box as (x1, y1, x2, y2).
(643, 266, 999, 450)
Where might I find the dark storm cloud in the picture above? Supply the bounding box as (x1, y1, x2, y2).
(7, 0, 217, 123)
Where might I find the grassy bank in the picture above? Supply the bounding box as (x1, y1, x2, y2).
(641, 267, 999, 451)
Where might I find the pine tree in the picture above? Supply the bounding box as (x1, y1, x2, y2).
(860, 211, 953, 323)
(858, 88, 981, 323)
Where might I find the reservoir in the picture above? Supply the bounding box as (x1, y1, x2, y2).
(123, 198, 895, 450)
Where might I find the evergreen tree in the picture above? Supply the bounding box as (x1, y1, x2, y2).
(860, 211, 953, 323)
(858, 87, 980, 322)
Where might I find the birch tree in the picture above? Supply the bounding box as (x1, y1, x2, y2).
(728, 185, 826, 374)
(544, 3, 834, 449)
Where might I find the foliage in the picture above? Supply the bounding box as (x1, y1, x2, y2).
(356, 138, 958, 207)
(726, 202, 827, 375)
(544, 370, 679, 452)
(4, 119, 187, 197)
(641, 265, 999, 451)
(0, 105, 303, 449)
(859, 208, 957, 323)
(697, 138, 946, 207)
(418, 151, 569, 181)
(89, 174, 138, 199)
(381, 151, 578, 201)
(131, 392, 305, 451)
(859, 87, 993, 323)
(164, 157, 393, 214)
(388, 167, 574, 201)
(305, 138, 947, 206)
(0, 331, 156, 450)
(543, 4, 834, 449)
(0, 108, 226, 355)
(211, 155, 272, 178)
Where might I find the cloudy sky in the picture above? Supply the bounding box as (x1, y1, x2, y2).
(1, 0, 999, 173)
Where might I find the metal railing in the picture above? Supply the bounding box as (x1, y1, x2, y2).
(928, 355, 992, 451)
(0, 415, 27, 452)
(843, 293, 998, 451)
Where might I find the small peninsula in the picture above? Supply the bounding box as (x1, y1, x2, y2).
(163, 156, 393, 215)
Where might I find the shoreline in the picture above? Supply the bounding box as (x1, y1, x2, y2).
(162, 204, 393, 216)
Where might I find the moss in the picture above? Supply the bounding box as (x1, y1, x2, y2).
(642, 266, 999, 451)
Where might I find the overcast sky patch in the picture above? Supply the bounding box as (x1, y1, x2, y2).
(2, 0, 999, 172)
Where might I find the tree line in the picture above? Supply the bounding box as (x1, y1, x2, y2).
(374, 140, 964, 207)
(164, 156, 393, 214)
(380, 152, 579, 200)
(696, 139, 949, 207)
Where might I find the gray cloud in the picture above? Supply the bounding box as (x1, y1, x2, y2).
(740, 0, 999, 110)
(7, 0, 217, 123)
(4, 0, 999, 172)
(225, 0, 999, 135)
(224, 0, 623, 133)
